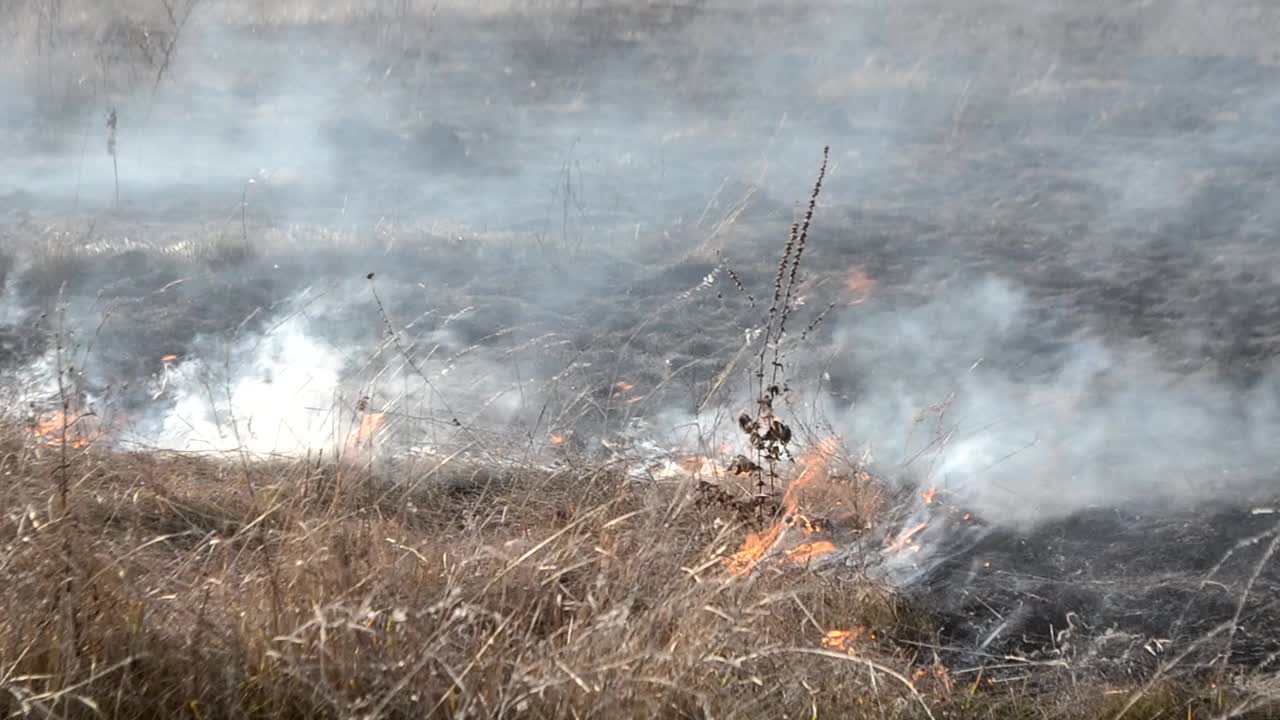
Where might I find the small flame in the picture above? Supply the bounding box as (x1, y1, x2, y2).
(31, 409, 103, 449)
(886, 521, 928, 554)
(786, 541, 839, 564)
(161, 354, 178, 364)
(352, 412, 386, 445)
(922, 486, 937, 505)
(821, 627, 871, 654)
(550, 434, 566, 446)
(845, 266, 877, 304)
(611, 382, 643, 405)
(724, 523, 786, 575)
(725, 436, 843, 575)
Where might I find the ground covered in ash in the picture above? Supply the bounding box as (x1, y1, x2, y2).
(4, 0, 1280, 698)
(871, 500, 1280, 685)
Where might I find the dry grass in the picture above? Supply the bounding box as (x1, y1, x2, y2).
(0, 424, 1268, 720)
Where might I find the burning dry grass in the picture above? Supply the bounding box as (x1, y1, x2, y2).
(0, 425, 1269, 719)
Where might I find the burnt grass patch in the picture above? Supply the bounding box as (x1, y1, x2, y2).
(898, 502, 1280, 685)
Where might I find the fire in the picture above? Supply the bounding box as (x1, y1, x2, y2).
(911, 664, 954, 691)
(786, 541, 839, 564)
(725, 523, 786, 575)
(678, 455, 722, 477)
(922, 486, 937, 505)
(550, 434, 566, 446)
(351, 412, 386, 445)
(821, 627, 872, 654)
(886, 521, 928, 554)
(724, 436, 844, 575)
(161, 354, 178, 364)
(845, 266, 877, 304)
(30, 409, 103, 449)
(612, 381, 643, 405)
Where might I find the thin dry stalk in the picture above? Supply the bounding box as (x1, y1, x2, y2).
(105, 107, 118, 210)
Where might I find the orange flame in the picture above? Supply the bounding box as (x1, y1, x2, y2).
(846, 266, 877, 304)
(161, 354, 178, 364)
(610, 382, 643, 405)
(31, 409, 103, 449)
(550, 434, 566, 446)
(786, 541, 839, 564)
(725, 436, 843, 575)
(821, 627, 872, 654)
(886, 521, 928, 554)
(352, 412, 385, 445)
(922, 486, 937, 505)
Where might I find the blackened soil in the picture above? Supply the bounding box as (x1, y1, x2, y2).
(901, 502, 1280, 682)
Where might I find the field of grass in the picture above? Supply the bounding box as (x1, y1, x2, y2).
(5, 0, 1280, 717)
(6, 424, 1273, 720)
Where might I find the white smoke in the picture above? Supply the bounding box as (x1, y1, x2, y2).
(145, 315, 351, 455)
(828, 275, 1278, 532)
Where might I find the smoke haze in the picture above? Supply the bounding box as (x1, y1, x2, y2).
(2, 0, 1280, 543)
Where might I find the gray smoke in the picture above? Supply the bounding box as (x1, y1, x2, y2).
(2, 0, 1280, 542)
(826, 276, 1278, 531)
